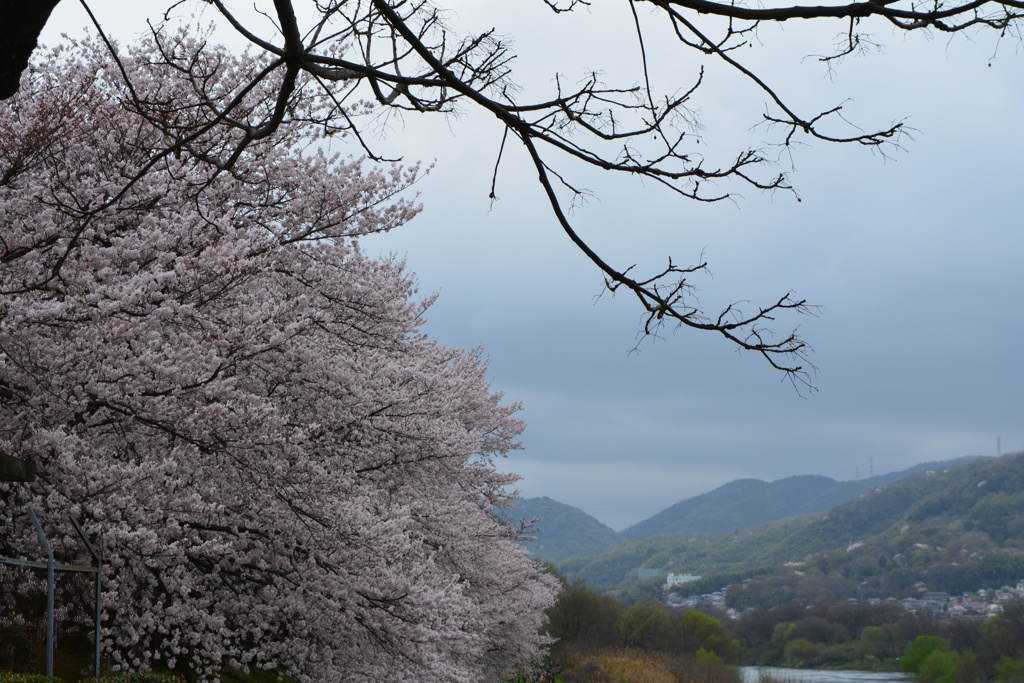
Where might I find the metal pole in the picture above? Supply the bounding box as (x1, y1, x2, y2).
(27, 506, 54, 677)
(94, 562, 102, 677)
(70, 515, 103, 678)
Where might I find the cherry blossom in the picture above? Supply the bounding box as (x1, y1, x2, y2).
(0, 36, 555, 682)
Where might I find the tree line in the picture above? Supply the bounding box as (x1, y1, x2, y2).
(541, 574, 1024, 682)
(734, 598, 1024, 681)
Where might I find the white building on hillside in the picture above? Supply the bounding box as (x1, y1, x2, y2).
(666, 573, 701, 587)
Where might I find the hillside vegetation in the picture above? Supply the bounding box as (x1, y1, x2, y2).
(564, 453, 1024, 601)
(510, 496, 629, 563)
(561, 515, 818, 586)
(621, 457, 975, 539)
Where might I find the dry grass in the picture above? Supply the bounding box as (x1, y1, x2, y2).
(596, 649, 677, 683)
(557, 647, 742, 683)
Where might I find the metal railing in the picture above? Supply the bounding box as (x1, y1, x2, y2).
(1, 506, 102, 678)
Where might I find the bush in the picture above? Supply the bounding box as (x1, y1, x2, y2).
(86, 675, 186, 679)
(669, 653, 743, 683)
(902, 635, 950, 674)
(546, 580, 623, 654)
(618, 603, 674, 651)
(995, 656, 1024, 683)
(678, 611, 741, 663)
(1, 670, 242, 683)
(783, 638, 828, 667)
(918, 649, 957, 683)
(83, 675, 186, 683)
(0, 674, 63, 683)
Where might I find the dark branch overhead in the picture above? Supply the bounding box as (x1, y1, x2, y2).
(646, 0, 1024, 23)
(0, 0, 63, 100)
(3, 0, 1021, 390)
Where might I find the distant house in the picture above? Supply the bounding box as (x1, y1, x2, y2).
(921, 592, 950, 612)
(900, 597, 921, 611)
(666, 573, 702, 587)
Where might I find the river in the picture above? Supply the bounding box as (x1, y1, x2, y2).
(740, 666, 912, 682)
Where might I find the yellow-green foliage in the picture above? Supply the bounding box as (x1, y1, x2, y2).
(678, 611, 740, 662)
(0, 672, 186, 683)
(0, 674, 63, 683)
(0, 666, 290, 683)
(900, 635, 950, 674)
(93, 676, 185, 683)
(917, 649, 957, 683)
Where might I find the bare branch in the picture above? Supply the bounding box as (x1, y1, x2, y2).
(4, 0, 1017, 386)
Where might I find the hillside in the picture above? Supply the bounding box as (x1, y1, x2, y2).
(565, 452, 1024, 595)
(509, 496, 629, 563)
(561, 514, 818, 586)
(727, 451, 1024, 605)
(621, 457, 977, 539)
(767, 452, 1023, 561)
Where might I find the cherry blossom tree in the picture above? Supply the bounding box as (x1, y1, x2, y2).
(0, 36, 556, 682)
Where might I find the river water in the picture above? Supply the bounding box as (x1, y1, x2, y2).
(740, 666, 912, 682)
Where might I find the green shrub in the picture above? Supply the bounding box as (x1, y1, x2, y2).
(87, 675, 185, 683)
(783, 638, 827, 667)
(0, 674, 63, 683)
(1, 668, 267, 683)
(917, 649, 957, 683)
(668, 652, 743, 683)
(995, 656, 1024, 683)
(617, 602, 673, 651)
(678, 611, 741, 662)
(901, 635, 950, 674)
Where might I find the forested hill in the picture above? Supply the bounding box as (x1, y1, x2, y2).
(621, 457, 977, 539)
(565, 452, 1024, 590)
(769, 451, 1024, 561)
(509, 496, 629, 563)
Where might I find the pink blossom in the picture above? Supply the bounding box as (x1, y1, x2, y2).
(1, 35, 555, 682)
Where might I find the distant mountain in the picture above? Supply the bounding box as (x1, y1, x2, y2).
(564, 452, 1024, 592)
(508, 496, 629, 564)
(621, 457, 978, 539)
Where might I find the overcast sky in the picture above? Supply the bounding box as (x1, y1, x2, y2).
(42, 1, 1024, 531)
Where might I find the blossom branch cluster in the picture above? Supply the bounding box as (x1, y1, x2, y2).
(0, 39, 555, 682)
